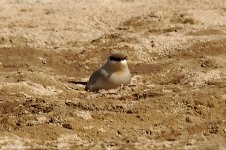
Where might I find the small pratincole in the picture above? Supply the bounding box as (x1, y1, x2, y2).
(85, 50, 131, 92)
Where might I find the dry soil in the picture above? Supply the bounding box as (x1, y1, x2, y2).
(0, 0, 226, 149)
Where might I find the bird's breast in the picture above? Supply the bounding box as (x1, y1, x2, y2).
(109, 69, 131, 85)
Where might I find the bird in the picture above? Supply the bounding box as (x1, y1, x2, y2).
(85, 50, 131, 92)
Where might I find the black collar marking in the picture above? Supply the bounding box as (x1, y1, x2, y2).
(109, 56, 127, 61)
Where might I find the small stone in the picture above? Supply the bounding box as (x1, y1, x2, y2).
(223, 128, 226, 133)
(117, 130, 122, 135)
(186, 116, 192, 123)
(209, 125, 219, 134)
(98, 128, 106, 133)
(23, 110, 31, 114)
(62, 123, 73, 129)
(36, 116, 50, 124)
(203, 132, 209, 136)
(188, 82, 194, 86)
(207, 100, 215, 108)
(75, 110, 92, 120)
(42, 60, 47, 64)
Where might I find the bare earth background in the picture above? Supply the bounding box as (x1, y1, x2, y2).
(0, 0, 226, 149)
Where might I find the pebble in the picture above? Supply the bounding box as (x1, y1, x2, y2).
(36, 116, 50, 124)
(186, 116, 192, 123)
(223, 128, 226, 133)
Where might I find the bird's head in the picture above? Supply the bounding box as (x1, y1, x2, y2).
(107, 50, 128, 70)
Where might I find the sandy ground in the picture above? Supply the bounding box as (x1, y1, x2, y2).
(0, 0, 226, 149)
